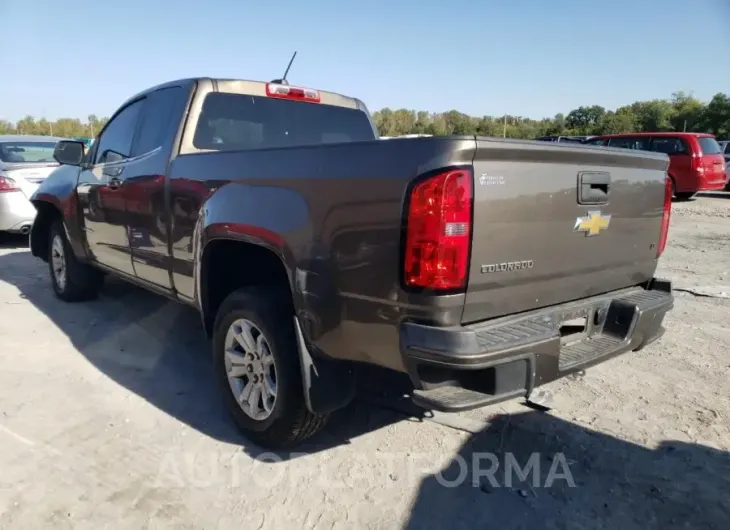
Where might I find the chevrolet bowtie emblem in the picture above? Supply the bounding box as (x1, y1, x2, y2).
(574, 211, 611, 236)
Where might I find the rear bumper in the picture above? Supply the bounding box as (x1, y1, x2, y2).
(400, 279, 673, 412)
(0, 191, 36, 232)
(698, 173, 728, 191)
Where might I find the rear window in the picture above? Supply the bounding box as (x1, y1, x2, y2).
(0, 141, 58, 163)
(698, 137, 722, 155)
(193, 93, 376, 151)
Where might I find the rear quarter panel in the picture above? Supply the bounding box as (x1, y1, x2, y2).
(170, 137, 476, 372)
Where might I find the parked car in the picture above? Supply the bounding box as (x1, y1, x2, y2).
(535, 135, 590, 144)
(72, 137, 94, 148)
(30, 77, 673, 448)
(0, 135, 67, 234)
(585, 133, 727, 200)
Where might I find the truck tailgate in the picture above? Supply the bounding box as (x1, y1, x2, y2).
(462, 139, 669, 324)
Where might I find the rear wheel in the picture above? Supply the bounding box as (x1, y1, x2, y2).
(48, 220, 104, 301)
(212, 287, 328, 448)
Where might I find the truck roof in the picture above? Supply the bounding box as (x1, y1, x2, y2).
(122, 77, 364, 112)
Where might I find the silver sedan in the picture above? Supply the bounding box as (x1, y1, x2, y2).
(0, 134, 67, 234)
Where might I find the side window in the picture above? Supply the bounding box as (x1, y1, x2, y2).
(651, 137, 688, 155)
(585, 138, 608, 146)
(133, 87, 186, 156)
(93, 99, 144, 165)
(608, 137, 651, 151)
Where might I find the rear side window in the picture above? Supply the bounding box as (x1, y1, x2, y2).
(193, 93, 376, 151)
(651, 137, 688, 155)
(698, 137, 722, 155)
(584, 138, 608, 146)
(608, 137, 651, 151)
(134, 86, 186, 156)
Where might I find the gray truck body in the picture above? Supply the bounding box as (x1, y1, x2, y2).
(29, 76, 673, 421)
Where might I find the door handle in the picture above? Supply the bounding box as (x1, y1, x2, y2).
(578, 171, 610, 205)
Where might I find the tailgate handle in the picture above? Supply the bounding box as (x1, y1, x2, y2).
(578, 171, 610, 204)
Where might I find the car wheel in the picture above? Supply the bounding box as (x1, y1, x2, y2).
(213, 287, 328, 448)
(674, 191, 696, 201)
(48, 220, 104, 302)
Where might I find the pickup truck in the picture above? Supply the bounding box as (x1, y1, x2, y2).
(30, 77, 674, 448)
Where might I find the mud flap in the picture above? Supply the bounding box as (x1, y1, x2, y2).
(293, 317, 356, 414)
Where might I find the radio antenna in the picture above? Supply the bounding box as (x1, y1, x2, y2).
(271, 51, 297, 85)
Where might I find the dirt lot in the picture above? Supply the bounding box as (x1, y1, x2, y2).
(0, 194, 728, 529)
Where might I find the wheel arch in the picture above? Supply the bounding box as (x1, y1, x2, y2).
(198, 237, 295, 337)
(29, 200, 63, 262)
(199, 236, 356, 415)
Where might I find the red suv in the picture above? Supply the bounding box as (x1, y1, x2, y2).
(585, 133, 728, 200)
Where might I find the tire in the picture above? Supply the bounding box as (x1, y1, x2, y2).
(674, 191, 696, 201)
(212, 287, 328, 448)
(48, 220, 104, 302)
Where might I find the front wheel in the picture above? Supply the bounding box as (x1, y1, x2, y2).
(48, 220, 104, 302)
(212, 287, 328, 448)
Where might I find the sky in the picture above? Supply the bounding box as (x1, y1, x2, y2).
(2, 0, 729, 122)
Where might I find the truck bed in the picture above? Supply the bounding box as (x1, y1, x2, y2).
(169, 135, 669, 373)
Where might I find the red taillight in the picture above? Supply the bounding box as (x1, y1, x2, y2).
(0, 176, 20, 193)
(690, 154, 704, 174)
(657, 175, 672, 257)
(265, 83, 321, 103)
(403, 168, 473, 290)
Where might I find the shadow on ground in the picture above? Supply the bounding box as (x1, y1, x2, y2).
(0, 242, 407, 456)
(697, 191, 729, 199)
(2, 241, 729, 528)
(406, 411, 730, 529)
(0, 233, 29, 249)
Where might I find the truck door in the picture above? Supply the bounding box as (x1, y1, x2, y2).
(125, 86, 188, 290)
(77, 98, 145, 276)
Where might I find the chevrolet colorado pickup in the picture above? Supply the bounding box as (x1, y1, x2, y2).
(30, 77, 674, 448)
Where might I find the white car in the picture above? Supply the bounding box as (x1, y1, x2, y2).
(0, 135, 67, 234)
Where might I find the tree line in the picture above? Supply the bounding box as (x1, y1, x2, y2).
(2, 91, 728, 140)
(373, 92, 730, 139)
(0, 115, 109, 139)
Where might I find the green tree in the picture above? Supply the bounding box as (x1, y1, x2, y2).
(596, 111, 636, 135)
(696, 93, 730, 138)
(628, 100, 675, 131)
(565, 105, 606, 134)
(670, 91, 703, 132)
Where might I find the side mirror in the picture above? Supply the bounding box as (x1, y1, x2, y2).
(53, 140, 86, 166)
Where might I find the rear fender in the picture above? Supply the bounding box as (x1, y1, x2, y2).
(194, 183, 307, 310)
(195, 183, 354, 414)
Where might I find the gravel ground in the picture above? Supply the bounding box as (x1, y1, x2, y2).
(0, 193, 728, 529)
